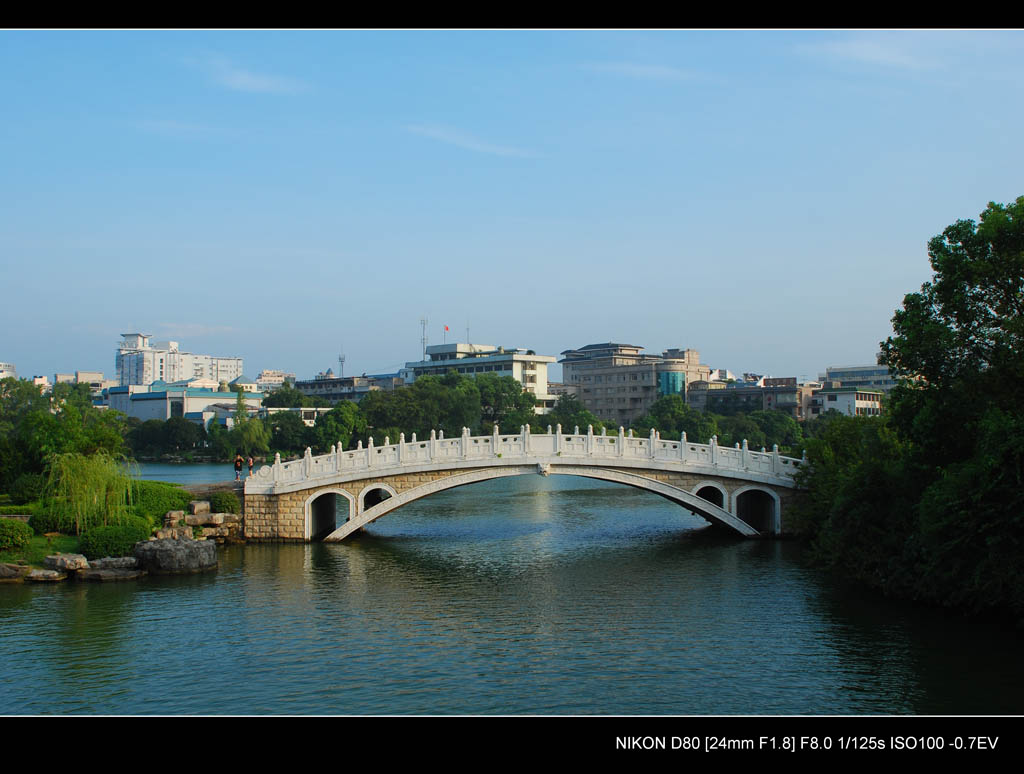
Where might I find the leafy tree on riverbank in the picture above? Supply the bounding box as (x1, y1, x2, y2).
(0, 377, 129, 496)
(796, 196, 1024, 622)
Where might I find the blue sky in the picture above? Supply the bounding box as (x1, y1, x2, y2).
(2, 30, 1022, 382)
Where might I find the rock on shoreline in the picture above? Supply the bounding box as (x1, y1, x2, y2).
(134, 537, 218, 575)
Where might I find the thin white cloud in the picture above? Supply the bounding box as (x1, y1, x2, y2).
(799, 34, 939, 70)
(582, 61, 699, 81)
(406, 124, 536, 158)
(188, 56, 309, 94)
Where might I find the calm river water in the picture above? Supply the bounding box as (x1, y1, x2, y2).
(2, 467, 1022, 715)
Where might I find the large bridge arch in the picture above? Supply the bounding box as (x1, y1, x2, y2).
(304, 488, 356, 541)
(731, 485, 781, 534)
(323, 465, 759, 542)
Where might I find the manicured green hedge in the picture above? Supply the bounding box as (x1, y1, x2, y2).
(0, 502, 40, 516)
(78, 517, 152, 559)
(131, 480, 192, 525)
(0, 518, 34, 551)
(209, 490, 240, 514)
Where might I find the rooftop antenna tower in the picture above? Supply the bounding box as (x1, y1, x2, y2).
(338, 346, 345, 379)
(420, 317, 429, 360)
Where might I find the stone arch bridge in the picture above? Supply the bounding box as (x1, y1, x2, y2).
(243, 425, 804, 542)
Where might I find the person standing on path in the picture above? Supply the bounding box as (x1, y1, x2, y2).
(234, 454, 244, 481)
(248, 455, 254, 478)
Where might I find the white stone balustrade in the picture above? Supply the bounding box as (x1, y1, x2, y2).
(246, 425, 802, 495)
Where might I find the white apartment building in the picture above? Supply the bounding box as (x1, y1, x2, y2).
(0, 362, 15, 380)
(403, 343, 557, 413)
(808, 387, 884, 417)
(116, 333, 243, 387)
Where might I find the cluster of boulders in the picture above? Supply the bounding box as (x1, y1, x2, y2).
(0, 537, 219, 583)
(158, 500, 243, 543)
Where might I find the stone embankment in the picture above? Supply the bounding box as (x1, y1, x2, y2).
(159, 500, 244, 543)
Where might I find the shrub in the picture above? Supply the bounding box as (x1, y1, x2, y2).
(131, 480, 192, 524)
(0, 518, 33, 551)
(10, 472, 46, 504)
(209, 490, 240, 514)
(28, 508, 62, 535)
(78, 518, 152, 559)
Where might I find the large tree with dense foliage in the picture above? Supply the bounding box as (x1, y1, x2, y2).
(798, 197, 1024, 622)
(475, 373, 537, 432)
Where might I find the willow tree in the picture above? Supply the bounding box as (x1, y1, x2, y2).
(45, 451, 134, 535)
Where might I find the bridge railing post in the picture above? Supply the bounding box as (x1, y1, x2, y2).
(273, 452, 281, 483)
(741, 438, 749, 470)
(649, 428, 656, 459)
(430, 429, 437, 460)
(555, 424, 562, 455)
(618, 426, 624, 457)
(461, 427, 469, 459)
(367, 437, 374, 468)
(399, 433, 405, 463)
(587, 424, 594, 456)
(522, 424, 529, 456)
(710, 435, 717, 466)
(680, 432, 687, 461)
(772, 444, 779, 474)
(493, 424, 500, 457)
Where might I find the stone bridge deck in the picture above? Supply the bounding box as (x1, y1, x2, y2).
(244, 425, 804, 541)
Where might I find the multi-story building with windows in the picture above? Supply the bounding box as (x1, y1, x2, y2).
(402, 343, 557, 413)
(807, 387, 884, 417)
(256, 369, 296, 393)
(115, 333, 243, 387)
(559, 343, 711, 425)
(104, 377, 262, 426)
(819, 361, 898, 393)
(0, 362, 15, 380)
(294, 370, 404, 405)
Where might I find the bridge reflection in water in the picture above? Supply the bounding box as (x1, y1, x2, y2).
(244, 425, 803, 542)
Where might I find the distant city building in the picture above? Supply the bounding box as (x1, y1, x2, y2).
(115, 333, 243, 387)
(0, 362, 15, 380)
(260, 406, 333, 427)
(230, 374, 259, 393)
(32, 375, 50, 390)
(819, 360, 898, 393)
(54, 373, 75, 384)
(403, 343, 557, 413)
(559, 343, 711, 424)
(708, 368, 736, 383)
(294, 369, 404, 405)
(704, 379, 804, 419)
(75, 370, 118, 396)
(808, 387, 884, 417)
(256, 369, 296, 393)
(104, 376, 261, 426)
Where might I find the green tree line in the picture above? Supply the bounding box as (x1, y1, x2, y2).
(792, 196, 1024, 625)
